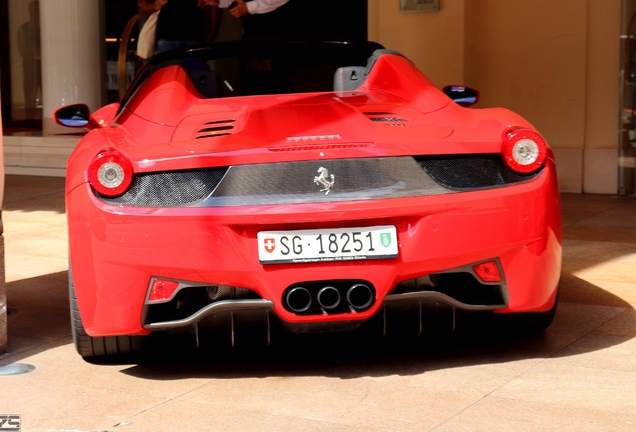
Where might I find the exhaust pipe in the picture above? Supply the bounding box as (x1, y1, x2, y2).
(317, 286, 341, 310)
(286, 287, 312, 313)
(347, 283, 373, 310)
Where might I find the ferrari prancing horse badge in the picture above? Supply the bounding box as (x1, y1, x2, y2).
(314, 167, 335, 195)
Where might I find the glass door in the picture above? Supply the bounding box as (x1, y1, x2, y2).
(620, 0, 636, 196)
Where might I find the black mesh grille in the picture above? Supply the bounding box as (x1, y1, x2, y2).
(98, 168, 227, 207)
(415, 155, 540, 190)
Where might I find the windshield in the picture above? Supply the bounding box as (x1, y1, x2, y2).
(120, 40, 384, 111)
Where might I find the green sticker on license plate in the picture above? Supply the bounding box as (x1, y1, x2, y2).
(380, 233, 392, 248)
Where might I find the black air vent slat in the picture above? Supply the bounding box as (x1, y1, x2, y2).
(196, 133, 232, 139)
(415, 155, 540, 190)
(370, 117, 406, 122)
(364, 112, 409, 124)
(204, 119, 235, 125)
(198, 125, 234, 133)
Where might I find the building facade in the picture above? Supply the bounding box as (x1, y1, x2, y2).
(0, 0, 633, 195)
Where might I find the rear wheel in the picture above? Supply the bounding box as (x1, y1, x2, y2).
(69, 268, 144, 358)
(497, 289, 559, 333)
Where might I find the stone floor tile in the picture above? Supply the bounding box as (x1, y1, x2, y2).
(562, 239, 636, 263)
(564, 260, 636, 285)
(563, 224, 636, 244)
(175, 382, 460, 432)
(592, 308, 636, 337)
(550, 332, 636, 373)
(576, 201, 636, 228)
(2, 342, 214, 400)
(123, 398, 381, 432)
(6, 305, 70, 340)
(492, 362, 636, 415)
(433, 396, 636, 432)
(0, 376, 167, 432)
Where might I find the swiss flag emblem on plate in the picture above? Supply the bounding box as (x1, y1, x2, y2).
(263, 238, 275, 253)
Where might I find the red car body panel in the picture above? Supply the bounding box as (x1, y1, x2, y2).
(65, 43, 562, 338)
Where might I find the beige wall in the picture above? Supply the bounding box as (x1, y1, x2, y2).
(368, 0, 465, 87)
(583, 0, 621, 193)
(369, 0, 622, 194)
(465, 1, 588, 150)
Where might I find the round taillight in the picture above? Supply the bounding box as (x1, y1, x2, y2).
(88, 149, 133, 197)
(502, 129, 547, 174)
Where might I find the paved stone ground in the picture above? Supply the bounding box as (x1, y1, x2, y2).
(1, 175, 635, 431)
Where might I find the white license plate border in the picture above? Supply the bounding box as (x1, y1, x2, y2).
(257, 225, 399, 265)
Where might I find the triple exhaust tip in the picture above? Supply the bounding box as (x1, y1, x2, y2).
(286, 283, 374, 313)
(286, 287, 312, 313)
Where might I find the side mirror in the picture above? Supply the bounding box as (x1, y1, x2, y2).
(442, 85, 479, 107)
(53, 104, 91, 128)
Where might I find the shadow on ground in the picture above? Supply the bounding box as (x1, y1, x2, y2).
(2, 191, 634, 382)
(3, 270, 633, 381)
(3, 175, 65, 213)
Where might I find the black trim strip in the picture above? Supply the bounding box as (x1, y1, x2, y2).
(198, 125, 234, 133)
(195, 133, 232, 139)
(144, 299, 274, 330)
(204, 119, 235, 125)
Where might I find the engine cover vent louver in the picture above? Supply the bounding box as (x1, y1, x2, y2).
(364, 112, 410, 126)
(196, 119, 235, 140)
(370, 117, 407, 123)
(97, 168, 228, 207)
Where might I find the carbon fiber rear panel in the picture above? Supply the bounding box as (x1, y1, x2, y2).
(201, 157, 448, 207)
(96, 155, 541, 208)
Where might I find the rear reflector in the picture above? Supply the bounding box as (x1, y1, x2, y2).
(149, 279, 180, 302)
(473, 261, 502, 283)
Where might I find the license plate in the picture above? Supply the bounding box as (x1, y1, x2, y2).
(258, 225, 398, 264)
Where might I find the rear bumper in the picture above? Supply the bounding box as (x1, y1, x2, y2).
(67, 161, 561, 337)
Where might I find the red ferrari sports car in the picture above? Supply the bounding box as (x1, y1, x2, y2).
(55, 40, 561, 358)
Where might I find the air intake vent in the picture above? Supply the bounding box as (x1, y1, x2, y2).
(369, 117, 407, 123)
(97, 168, 228, 207)
(196, 120, 235, 140)
(364, 112, 410, 126)
(415, 155, 541, 190)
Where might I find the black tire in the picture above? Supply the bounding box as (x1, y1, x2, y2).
(69, 268, 144, 358)
(497, 289, 559, 333)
